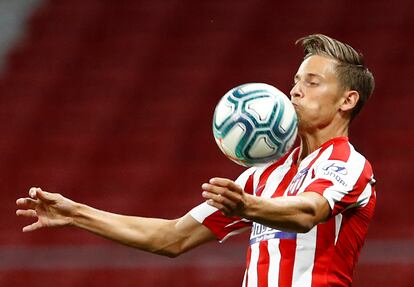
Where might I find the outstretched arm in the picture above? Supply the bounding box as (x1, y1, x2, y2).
(16, 188, 215, 257)
(202, 178, 330, 233)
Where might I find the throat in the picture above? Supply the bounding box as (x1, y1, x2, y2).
(298, 131, 348, 164)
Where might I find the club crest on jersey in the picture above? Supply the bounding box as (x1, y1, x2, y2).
(286, 167, 309, 195)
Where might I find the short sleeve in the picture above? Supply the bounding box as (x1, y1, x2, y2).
(189, 167, 256, 242)
(303, 157, 376, 216)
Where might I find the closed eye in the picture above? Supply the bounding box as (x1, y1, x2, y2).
(306, 80, 319, 86)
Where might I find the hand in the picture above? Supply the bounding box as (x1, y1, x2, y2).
(16, 187, 78, 232)
(201, 177, 250, 217)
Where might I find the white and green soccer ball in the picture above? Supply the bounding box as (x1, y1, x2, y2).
(213, 83, 298, 167)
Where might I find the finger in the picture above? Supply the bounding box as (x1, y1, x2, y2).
(206, 199, 232, 217)
(29, 187, 42, 199)
(16, 198, 38, 209)
(209, 178, 243, 194)
(202, 183, 224, 195)
(202, 191, 238, 211)
(22, 221, 43, 233)
(202, 183, 242, 202)
(16, 209, 37, 217)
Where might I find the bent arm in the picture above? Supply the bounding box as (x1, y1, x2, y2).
(16, 188, 216, 257)
(202, 178, 330, 233)
(241, 192, 330, 233)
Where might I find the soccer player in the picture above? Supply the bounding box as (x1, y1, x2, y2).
(16, 34, 376, 287)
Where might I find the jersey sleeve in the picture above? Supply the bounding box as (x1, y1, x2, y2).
(189, 167, 256, 242)
(303, 155, 376, 217)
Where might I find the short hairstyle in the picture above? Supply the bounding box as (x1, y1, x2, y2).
(296, 34, 375, 119)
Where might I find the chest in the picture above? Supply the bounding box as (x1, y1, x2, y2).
(254, 164, 314, 199)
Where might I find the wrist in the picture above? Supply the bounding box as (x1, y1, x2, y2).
(71, 202, 88, 227)
(242, 194, 261, 220)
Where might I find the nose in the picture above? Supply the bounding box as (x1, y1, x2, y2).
(290, 82, 303, 99)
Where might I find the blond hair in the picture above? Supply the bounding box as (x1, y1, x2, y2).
(296, 34, 375, 119)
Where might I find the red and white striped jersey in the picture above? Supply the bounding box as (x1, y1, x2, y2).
(190, 137, 376, 287)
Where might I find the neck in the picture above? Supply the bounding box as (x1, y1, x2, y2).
(297, 120, 349, 163)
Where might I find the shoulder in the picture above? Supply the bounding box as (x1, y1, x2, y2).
(312, 139, 374, 186)
(323, 138, 372, 169)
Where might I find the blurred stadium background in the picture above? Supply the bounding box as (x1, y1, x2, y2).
(0, 0, 413, 286)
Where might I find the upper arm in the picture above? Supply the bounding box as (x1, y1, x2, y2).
(297, 191, 331, 224)
(303, 157, 375, 216)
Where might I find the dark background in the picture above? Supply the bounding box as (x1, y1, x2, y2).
(0, 0, 413, 286)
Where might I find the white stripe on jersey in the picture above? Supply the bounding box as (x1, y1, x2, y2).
(253, 167, 261, 195)
(253, 149, 298, 198)
(299, 145, 330, 170)
(291, 228, 317, 287)
(247, 243, 260, 286)
(261, 158, 294, 198)
(299, 143, 364, 210)
(189, 202, 216, 223)
(220, 226, 251, 243)
(335, 213, 343, 245)
(237, 167, 256, 189)
(267, 239, 281, 286)
(356, 181, 373, 208)
(296, 144, 334, 195)
(242, 270, 247, 287)
(189, 167, 255, 225)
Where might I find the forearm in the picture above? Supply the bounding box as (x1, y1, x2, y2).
(201, 178, 330, 233)
(72, 203, 182, 256)
(17, 189, 215, 257)
(242, 194, 323, 233)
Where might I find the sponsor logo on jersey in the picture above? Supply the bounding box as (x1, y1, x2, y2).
(250, 222, 296, 245)
(320, 161, 348, 187)
(322, 162, 348, 175)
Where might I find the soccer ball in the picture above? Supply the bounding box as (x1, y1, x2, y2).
(213, 83, 298, 167)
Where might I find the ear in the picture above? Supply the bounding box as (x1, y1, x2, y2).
(340, 90, 359, 112)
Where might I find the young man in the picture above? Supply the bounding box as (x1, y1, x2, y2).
(16, 34, 376, 287)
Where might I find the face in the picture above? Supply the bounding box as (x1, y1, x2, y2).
(290, 55, 344, 132)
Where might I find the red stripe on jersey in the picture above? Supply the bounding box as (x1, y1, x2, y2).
(311, 217, 336, 286)
(245, 173, 255, 195)
(278, 239, 296, 287)
(307, 143, 332, 168)
(327, 191, 376, 286)
(304, 179, 334, 195)
(202, 172, 255, 240)
(328, 139, 351, 161)
(272, 164, 298, 198)
(332, 160, 372, 216)
(303, 139, 352, 212)
(257, 241, 270, 287)
(256, 149, 299, 196)
(300, 138, 348, 195)
(203, 211, 251, 240)
(275, 145, 328, 198)
(245, 246, 252, 287)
